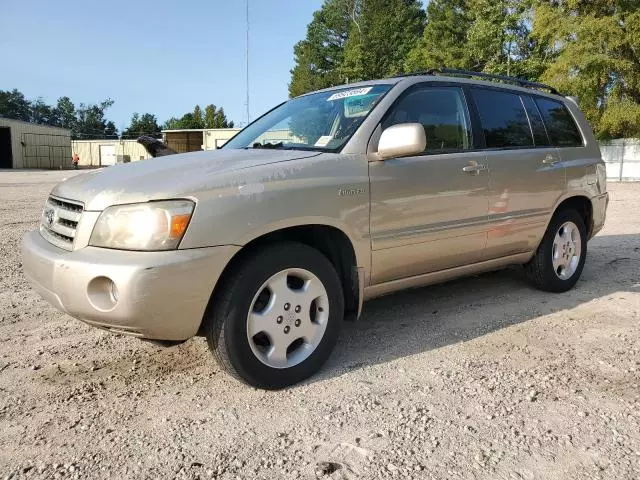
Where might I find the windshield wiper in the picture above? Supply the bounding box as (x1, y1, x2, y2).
(250, 142, 284, 149)
(244, 142, 327, 153)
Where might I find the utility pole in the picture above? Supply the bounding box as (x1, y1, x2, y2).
(246, 0, 250, 126)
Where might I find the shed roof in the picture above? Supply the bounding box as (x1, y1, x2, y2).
(0, 117, 71, 134)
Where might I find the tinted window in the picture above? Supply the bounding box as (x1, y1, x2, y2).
(471, 89, 533, 148)
(382, 86, 472, 152)
(522, 96, 550, 147)
(535, 98, 583, 147)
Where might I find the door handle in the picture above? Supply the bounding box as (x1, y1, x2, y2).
(543, 154, 559, 165)
(462, 163, 488, 174)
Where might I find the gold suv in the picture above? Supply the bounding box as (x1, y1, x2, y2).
(23, 70, 609, 389)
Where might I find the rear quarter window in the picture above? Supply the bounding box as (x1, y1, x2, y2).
(534, 98, 583, 147)
(470, 88, 533, 149)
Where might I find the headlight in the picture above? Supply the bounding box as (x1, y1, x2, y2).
(89, 200, 194, 251)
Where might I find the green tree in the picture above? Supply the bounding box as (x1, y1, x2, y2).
(290, 0, 425, 96)
(0, 90, 117, 138)
(193, 105, 204, 128)
(204, 104, 235, 128)
(104, 121, 118, 138)
(54, 97, 76, 130)
(405, 0, 473, 72)
(340, 0, 425, 81)
(164, 105, 234, 130)
(163, 113, 199, 129)
(74, 99, 117, 139)
(122, 113, 161, 138)
(532, 0, 640, 138)
(0, 89, 31, 121)
(289, 0, 353, 97)
(465, 0, 542, 77)
(406, 0, 546, 78)
(163, 117, 181, 130)
(30, 98, 58, 126)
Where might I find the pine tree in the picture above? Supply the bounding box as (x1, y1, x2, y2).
(289, 0, 353, 97)
(532, 0, 640, 138)
(290, 0, 425, 95)
(193, 105, 204, 129)
(405, 0, 472, 72)
(341, 0, 425, 81)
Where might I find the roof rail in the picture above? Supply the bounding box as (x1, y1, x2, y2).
(392, 68, 560, 95)
(390, 69, 439, 78)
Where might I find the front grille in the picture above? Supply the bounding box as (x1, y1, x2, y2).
(40, 196, 84, 251)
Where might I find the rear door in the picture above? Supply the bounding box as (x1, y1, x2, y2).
(534, 97, 591, 188)
(468, 88, 565, 259)
(369, 84, 489, 284)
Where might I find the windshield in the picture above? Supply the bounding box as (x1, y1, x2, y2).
(224, 84, 392, 152)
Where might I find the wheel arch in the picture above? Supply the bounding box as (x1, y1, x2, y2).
(552, 195, 594, 238)
(198, 223, 362, 335)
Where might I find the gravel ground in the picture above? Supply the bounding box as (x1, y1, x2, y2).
(1, 170, 639, 480)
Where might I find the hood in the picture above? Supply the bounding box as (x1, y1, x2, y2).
(52, 148, 320, 211)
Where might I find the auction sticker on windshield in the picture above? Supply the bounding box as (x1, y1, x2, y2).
(327, 87, 373, 102)
(314, 135, 333, 147)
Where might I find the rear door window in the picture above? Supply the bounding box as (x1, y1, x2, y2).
(522, 96, 550, 147)
(534, 98, 583, 147)
(470, 88, 533, 149)
(382, 86, 472, 153)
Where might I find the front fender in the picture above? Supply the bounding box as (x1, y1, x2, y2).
(179, 153, 371, 274)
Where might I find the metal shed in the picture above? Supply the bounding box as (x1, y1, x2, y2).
(162, 129, 206, 153)
(71, 139, 151, 166)
(161, 128, 300, 153)
(0, 118, 72, 169)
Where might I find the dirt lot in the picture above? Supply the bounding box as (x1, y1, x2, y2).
(0, 170, 639, 480)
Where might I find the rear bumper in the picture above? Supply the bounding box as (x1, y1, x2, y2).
(22, 230, 239, 340)
(590, 192, 609, 238)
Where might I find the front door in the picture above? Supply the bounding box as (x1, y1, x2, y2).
(369, 85, 489, 284)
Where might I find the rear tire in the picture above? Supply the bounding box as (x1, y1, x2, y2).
(203, 242, 344, 389)
(526, 209, 587, 293)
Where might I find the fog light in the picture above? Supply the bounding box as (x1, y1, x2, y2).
(87, 276, 119, 311)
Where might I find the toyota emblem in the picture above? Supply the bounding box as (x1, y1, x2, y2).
(43, 207, 55, 227)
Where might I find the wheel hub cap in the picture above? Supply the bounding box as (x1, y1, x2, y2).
(247, 268, 329, 369)
(552, 221, 582, 280)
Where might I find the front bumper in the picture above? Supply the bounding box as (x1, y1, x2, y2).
(22, 231, 239, 340)
(590, 192, 609, 238)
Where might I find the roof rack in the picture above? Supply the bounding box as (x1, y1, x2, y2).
(392, 68, 560, 95)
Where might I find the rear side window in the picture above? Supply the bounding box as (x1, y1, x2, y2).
(471, 88, 533, 149)
(535, 98, 583, 147)
(522, 96, 550, 147)
(382, 86, 472, 152)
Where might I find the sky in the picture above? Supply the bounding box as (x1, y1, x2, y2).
(0, 0, 324, 131)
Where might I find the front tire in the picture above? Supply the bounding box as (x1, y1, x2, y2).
(526, 209, 587, 293)
(203, 242, 344, 389)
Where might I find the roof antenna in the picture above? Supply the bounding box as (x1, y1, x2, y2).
(245, 0, 250, 126)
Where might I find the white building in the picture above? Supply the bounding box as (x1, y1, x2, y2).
(162, 128, 303, 153)
(71, 139, 151, 167)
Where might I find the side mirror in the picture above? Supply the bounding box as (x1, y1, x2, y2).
(377, 123, 426, 160)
